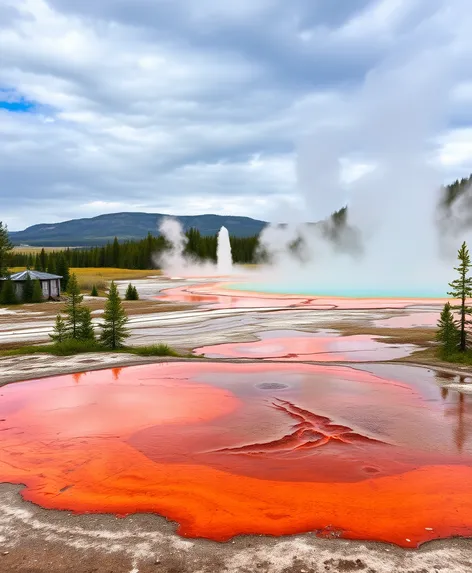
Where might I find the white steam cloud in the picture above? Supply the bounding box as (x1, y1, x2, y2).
(156, 217, 236, 277)
(158, 1, 472, 296)
(249, 4, 472, 297)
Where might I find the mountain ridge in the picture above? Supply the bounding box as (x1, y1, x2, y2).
(9, 212, 268, 246)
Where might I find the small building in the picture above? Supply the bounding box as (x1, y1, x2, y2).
(2, 270, 63, 300)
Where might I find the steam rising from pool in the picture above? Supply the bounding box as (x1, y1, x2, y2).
(156, 2, 472, 297)
(156, 218, 235, 277)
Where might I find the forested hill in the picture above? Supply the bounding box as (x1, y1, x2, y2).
(9, 213, 267, 247)
(9, 174, 472, 247)
(442, 174, 472, 207)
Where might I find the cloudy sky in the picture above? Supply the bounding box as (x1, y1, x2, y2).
(2, 0, 472, 230)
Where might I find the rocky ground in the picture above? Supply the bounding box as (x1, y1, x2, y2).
(1, 484, 471, 573)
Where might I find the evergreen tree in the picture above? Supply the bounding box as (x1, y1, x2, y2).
(34, 253, 41, 271)
(77, 306, 95, 341)
(90, 284, 99, 297)
(448, 241, 472, 351)
(0, 278, 18, 305)
(56, 254, 70, 291)
(0, 221, 13, 278)
(39, 248, 47, 272)
(112, 237, 120, 267)
(49, 314, 68, 343)
(100, 281, 129, 349)
(31, 280, 43, 303)
(23, 271, 34, 303)
(47, 253, 56, 275)
(125, 283, 139, 300)
(64, 273, 84, 339)
(436, 302, 460, 355)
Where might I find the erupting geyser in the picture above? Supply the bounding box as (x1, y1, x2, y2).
(217, 226, 233, 275)
(157, 218, 235, 277)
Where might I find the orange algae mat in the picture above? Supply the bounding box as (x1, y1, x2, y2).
(0, 362, 471, 548)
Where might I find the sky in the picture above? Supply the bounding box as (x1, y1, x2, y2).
(2, 0, 472, 231)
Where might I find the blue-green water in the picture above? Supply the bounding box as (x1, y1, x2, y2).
(225, 282, 446, 298)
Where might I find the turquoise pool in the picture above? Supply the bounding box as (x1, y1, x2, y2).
(225, 281, 446, 298)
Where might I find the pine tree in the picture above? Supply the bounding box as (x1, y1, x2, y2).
(448, 241, 472, 351)
(64, 273, 84, 339)
(0, 222, 13, 279)
(125, 283, 139, 300)
(90, 284, 99, 297)
(47, 253, 56, 275)
(112, 237, 120, 267)
(39, 248, 47, 272)
(0, 278, 18, 305)
(23, 271, 34, 303)
(56, 255, 70, 292)
(31, 280, 43, 303)
(100, 281, 129, 349)
(436, 302, 460, 355)
(49, 314, 68, 344)
(77, 306, 95, 341)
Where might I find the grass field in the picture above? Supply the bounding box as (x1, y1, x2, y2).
(7, 267, 160, 292)
(11, 246, 68, 254)
(70, 268, 159, 291)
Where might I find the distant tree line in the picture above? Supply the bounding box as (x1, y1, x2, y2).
(7, 229, 261, 271)
(3, 173, 472, 278)
(441, 174, 472, 207)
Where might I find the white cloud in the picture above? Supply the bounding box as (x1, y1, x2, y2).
(0, 0, 472, 230)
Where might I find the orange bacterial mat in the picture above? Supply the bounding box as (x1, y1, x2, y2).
(0, 362, 471, 548)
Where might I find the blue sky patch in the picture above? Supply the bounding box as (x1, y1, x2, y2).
(0, 88, 37, 113)
(0, 99, 36, 112)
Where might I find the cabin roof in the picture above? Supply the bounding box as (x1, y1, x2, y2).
(2, 270, 63, 281)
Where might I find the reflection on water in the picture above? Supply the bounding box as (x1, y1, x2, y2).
(194, 329, 417, 362)
(0, 362, 472, 548)
(435, 370, 472, 453)
(112, 367, 122, 381)
(373, 311, 439, 328)
(72, 372, 85, 384)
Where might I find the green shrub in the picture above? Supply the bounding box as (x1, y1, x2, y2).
(1, 339, 101, 357)
(31, 280, 43, 303)
(49, 314, 68, 343)
(52, 339, 102, 355)
(130, 344, 179, 357)
(0, 278, 18, 305)
(125, 283, 139, 300)
(90, 284, 99, 297)
(23, 272, 34, 303)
